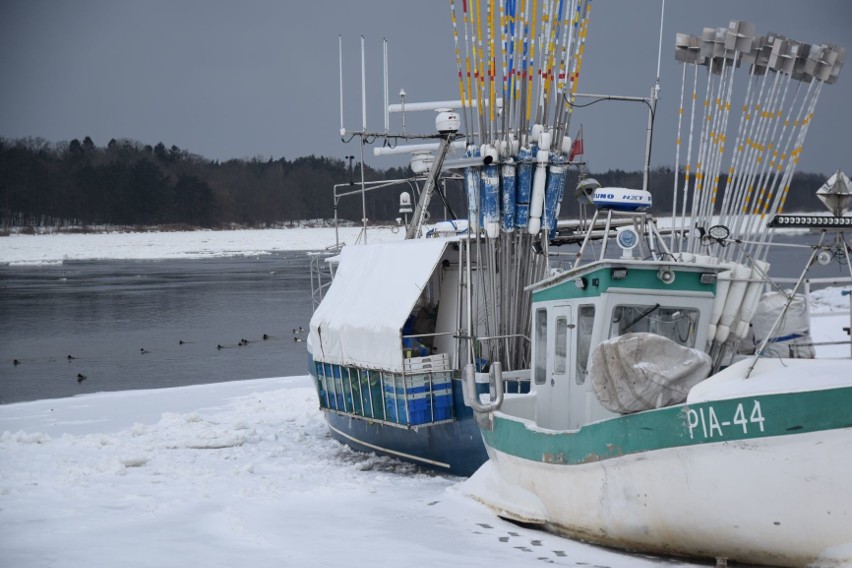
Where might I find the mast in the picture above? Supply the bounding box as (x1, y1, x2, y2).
(405, 134, 457, 239)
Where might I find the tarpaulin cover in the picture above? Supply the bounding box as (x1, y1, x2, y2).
(751, 291, 815, 359)
(309, 238, 450, 372)
(590, 332, 711, 414)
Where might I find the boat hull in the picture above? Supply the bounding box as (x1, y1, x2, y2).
(323, 406, 487, 477)
(306, 347, 493, 476)
(468, 386, 852, 567)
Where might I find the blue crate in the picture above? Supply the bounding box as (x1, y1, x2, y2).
(408, 408, 432, 425)
(322, 363, 343, 378)
(383, 383, 453, 397)
(357, 376, 384, 419)
(382, 389, 455, 424)
(313, 378, 328, 407)
(384, 397, 407, 423)
(432, 393, 453, 408)
(385, 393, 423, 421)
(433, 405, 452, 421)
(384, 393, 426, 416)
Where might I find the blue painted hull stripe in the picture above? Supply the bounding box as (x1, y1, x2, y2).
(325, 422, 452, 469)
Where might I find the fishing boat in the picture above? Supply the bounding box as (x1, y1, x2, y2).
(459, 12, 852, 568)
(306, 1, 603, 475)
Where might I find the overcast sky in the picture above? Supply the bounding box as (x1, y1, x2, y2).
(1, 0, 849, 177)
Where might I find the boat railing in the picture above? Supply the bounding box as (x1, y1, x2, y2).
(457, 332, 532, 393)
(309, 244, 343, 311)
(313, 360, 455, 428)
(771, 276, 852, 357)
(400, 330, 532, 393)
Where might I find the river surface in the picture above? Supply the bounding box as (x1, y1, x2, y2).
(2, 233, 850, 405)
(1, 253, 315, 404)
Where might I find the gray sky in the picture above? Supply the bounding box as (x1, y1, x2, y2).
(1, 0, 850, 176)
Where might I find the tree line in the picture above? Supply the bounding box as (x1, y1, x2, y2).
(0, 136, 830, 230)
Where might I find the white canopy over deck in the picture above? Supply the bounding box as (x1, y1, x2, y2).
(308, 238, 452, 372)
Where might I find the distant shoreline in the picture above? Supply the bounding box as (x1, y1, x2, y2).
(0, 220, 375, 237)
(0, 225, 406, 265)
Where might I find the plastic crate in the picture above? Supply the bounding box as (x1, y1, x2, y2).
(384, 396, 406, 423)
(433, 405, 452, 421)
(403, 353, 450, 372)
(355, 371, 384, 419)
(432, 393, 452, 408)
(408, 408, 432, 425)
(383, 372, 453, 397)
(383, 389, 455, 424)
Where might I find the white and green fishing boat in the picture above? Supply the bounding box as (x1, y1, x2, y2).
(465, 232, 852, 566)
(458, 13, 852, 568)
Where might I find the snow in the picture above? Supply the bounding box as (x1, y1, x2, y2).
(1, 227, 849, 567)
(0, 376, 698, 568)
(0, 226, 405, 265)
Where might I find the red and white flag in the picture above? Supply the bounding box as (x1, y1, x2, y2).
(569, 125, 584, 161)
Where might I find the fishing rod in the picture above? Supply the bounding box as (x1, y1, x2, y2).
(674, 22, 844, 259)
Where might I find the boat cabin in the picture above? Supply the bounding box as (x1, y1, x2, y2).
(522, 258, 721, 430)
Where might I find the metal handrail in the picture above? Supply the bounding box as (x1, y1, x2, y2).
(769, 275, 852, 358)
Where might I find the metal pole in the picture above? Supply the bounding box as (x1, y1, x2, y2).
(360, 35, 367, 132)
(655, 0, 665, 84)
(841, 232, 852, 358)
(405, 136, 455, 239)
(360, 138, 367, 243)
(747, 232, 826, 378)
(338, 35, 345, 136)
(643, 83, 659, 192)
(333, 192, 340, 248)
(383, 38, 389, 133)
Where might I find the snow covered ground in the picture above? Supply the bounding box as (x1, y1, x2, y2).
(1, 227, 850, 567)
(1, 376, 707, 568)
(0, 226, 404, 265)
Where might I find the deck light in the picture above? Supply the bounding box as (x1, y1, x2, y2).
(768, 215, 852, 228)
(817, 250, 833, 266)
(707, 224, 730, 242)
(574, 277, 588, 290)
(700, 272, 717, 284)
(611, 267, 628, 280)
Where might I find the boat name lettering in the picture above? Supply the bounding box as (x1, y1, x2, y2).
(685, 400, 765, 440)
(596, 193, 646, 201)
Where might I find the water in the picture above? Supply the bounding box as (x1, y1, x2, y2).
(0, 253, 315, 404)
(2, 232, 849, 405)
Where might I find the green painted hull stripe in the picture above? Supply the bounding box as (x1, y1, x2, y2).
(482, 386, 852, 465)
(532, 265, 716, 302)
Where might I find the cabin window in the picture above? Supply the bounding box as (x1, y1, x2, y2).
(576, 305, 595, 384)
(534, 308, 547, 385)
(609, 304, 699, 347)
(554, 316, 568, 374)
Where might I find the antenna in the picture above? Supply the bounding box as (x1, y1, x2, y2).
(643, 0, 666, 192)
(656, 0, 665, 83)
(383, 38, 389, 132)
(338, 35, 345, 137)
(360, 35, 367, 131)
